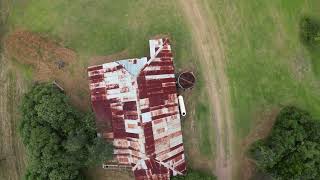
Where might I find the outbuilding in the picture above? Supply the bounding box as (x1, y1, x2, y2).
(88, 38, 187, 180)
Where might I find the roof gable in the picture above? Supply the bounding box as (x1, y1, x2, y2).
(117, 57, 148, 77)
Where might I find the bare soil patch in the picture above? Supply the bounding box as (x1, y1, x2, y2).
(5, 31, 90, 110)
(5, 31, 76, 66)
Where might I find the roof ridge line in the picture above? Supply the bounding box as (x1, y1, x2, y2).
(137, 42, 165, 77)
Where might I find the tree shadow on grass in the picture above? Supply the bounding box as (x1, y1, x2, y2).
(299, 15, 320, 76)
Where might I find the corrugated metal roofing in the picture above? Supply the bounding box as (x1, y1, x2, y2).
(88, 38, 187, 180)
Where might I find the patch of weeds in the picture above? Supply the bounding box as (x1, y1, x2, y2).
(196, 102, 213, 156)
(10, 58, 34, 81)
(77, 89, 88, 99)
(300, 16, 320, 47)
(299, 15, 320, 75)
(7, 70, 17, 115)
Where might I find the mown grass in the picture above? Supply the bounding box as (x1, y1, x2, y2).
(309, 49, 320, 76)
(8, 0, 191, 68)
(6, 0, 214, 175)
(190, 63, 215, 157)
(205, 0, 320, 137)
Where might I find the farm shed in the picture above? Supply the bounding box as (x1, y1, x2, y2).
(88, 38, 187, 179)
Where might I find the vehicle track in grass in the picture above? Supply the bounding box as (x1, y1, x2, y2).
(178, 0, 234, 179)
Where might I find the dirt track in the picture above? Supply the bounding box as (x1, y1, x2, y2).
(178, 0, 234, 179)
(0, 55, 27, 180)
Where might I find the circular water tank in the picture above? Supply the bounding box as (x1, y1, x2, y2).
(177, 72, 195, 89)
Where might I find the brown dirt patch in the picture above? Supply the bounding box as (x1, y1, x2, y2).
(5, 31, 75, 66)
(4, 31, 89, 110)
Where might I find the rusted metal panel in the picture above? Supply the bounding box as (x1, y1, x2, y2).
(133, 159, 170, 180)
(88, 38, 186, 180)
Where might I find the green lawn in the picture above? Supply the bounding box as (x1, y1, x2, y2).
(10, 58, 34, 81)
(5, 0, 215, 176)
(196, 103, 213, 155)
(205, 0, 320, 137)
(9, 0, 191, 68)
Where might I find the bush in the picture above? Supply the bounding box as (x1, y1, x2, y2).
(171, 169, 216, 180)
(249, 106, 320, 180)
(19, 83, 113, 180)
(300, 16, 320, 48)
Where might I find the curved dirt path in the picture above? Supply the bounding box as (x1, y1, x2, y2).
(178, 0, 234, 179)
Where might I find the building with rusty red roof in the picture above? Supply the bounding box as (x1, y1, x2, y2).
(87, 38, 187, 180)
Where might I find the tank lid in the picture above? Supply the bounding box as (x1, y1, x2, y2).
(177, 72, 195, 89)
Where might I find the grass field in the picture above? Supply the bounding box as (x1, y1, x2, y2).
(205, 0, 320, 137)
(1, 0, 215, 179)
(5, 0, 320, 179)
(179, 0, 320, 179)
(202, 0, 320, 177)
(9, 0, 191, 68)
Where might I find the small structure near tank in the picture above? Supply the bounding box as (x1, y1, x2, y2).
(177, 71, 195, 90)
(178, 95, 186, 117)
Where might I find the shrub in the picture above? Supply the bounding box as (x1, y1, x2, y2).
(249, 106, 320, 180)
(300, 16, 320, 47)
(19, 83, 113, 180)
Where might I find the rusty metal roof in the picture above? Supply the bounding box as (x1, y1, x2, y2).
(88, 38, 187, 180)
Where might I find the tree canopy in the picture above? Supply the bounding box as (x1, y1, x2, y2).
(171, 169, 216, 180)
(250, 106, 320, 180)
(19, 83, 113, 180)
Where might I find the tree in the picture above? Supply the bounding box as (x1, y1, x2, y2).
(86, 137, 114, 166)
(250, 106, 320, 180)
(171, 169, 216, 180)
(19, 83, 113, 180)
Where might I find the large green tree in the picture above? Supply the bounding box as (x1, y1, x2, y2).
(19, 83, 113, 180)
(250, 106, 320, 180)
